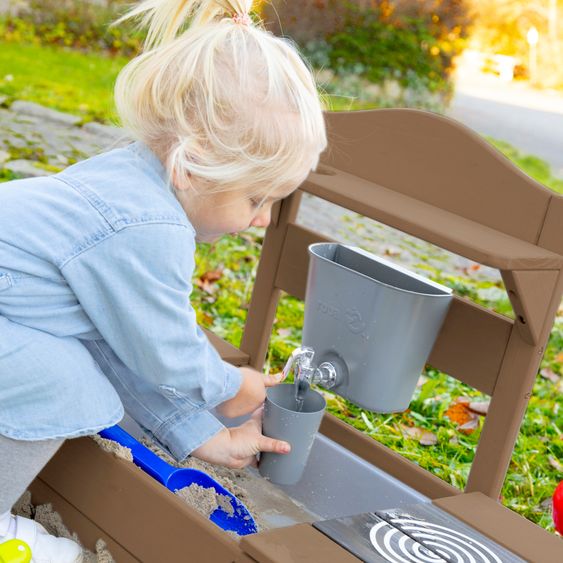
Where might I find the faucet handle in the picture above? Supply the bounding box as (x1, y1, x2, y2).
(282, 346, 315, 381)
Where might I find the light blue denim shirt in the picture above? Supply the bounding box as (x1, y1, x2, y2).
(0, 141, 242, 460)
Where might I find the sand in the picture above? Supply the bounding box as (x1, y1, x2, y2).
(12, 491, 115, 562)
(91, 434, 133, 462)
(175, 484, 233, 519)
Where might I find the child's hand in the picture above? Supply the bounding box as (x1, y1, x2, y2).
(191, 408, 290, 469)
(217, 366, 285, 418)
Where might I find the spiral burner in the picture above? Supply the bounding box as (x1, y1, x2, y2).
(313, 503, 524, 563)
(369, 518, 503, 562)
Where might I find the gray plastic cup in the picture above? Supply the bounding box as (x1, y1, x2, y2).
(259, 384, 326, 486)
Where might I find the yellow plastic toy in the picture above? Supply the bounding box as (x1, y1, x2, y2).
(0, 540, 32, 563)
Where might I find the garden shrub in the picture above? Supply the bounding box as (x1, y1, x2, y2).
(296, 5, 460, 110)
(268, 1, 470, 108)
(328, 9, 447, 92)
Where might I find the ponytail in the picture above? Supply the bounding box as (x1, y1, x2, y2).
(113, 0, 255, 50)
(113, 0, 328, 198)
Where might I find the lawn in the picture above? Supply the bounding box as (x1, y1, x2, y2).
(0, 39, 561, 534)
(0, 41, 125, 123)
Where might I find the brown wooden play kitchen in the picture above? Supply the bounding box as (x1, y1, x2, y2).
(29, 109, 563, 561)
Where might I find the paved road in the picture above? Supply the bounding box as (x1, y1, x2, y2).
(447, 70, 563, 178)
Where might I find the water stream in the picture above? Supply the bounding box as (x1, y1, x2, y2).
(294, 377, 310, 412)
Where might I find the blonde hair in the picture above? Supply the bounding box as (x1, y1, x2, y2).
(113, 0, 328, 200)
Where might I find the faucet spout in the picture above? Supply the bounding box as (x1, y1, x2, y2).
(282, 346, 342, 411)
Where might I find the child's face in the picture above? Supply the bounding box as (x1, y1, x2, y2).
(174, 177, 296, 243)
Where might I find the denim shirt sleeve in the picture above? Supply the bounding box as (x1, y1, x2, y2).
(60, 221, 242, 455)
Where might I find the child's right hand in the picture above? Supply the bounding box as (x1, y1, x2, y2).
(216, 366, 285, 419)
(191, 408, 290, 469)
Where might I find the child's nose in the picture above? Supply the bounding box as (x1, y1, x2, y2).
(251, 208, 271, 229)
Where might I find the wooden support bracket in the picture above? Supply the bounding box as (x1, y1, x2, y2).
(501, 269, 560, 345)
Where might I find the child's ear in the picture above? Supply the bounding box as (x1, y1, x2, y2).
(172, 168, 193, 191)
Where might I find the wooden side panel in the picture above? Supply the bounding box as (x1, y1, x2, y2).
(321, 109, 553, 243)
(29, 478, 139, 562)
(320, 414, 459, 499)
(467, 270, 563, 497)
(275, 222, 512, 395)
(502, 269, 560, 344)
(435, 493, 563, 562)
(240, 192, 303, 368)
(36, 438, 241, 563)
(240, 523, 360, 563)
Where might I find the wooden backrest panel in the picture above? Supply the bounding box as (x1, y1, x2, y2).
(321, 109, 552, 243)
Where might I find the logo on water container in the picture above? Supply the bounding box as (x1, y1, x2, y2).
(317, 301, 370, 341)
(316, 299, 340, 319)
(345, 307, 366, 334)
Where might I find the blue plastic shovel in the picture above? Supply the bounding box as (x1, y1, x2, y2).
(98, 425, 257, 535)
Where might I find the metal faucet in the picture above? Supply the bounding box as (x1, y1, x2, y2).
(282, 346, 339, 405)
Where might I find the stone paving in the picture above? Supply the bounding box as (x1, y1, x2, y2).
(0, 99, 502, 286)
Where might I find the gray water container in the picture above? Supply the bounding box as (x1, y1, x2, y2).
(303, 243, 453, 412)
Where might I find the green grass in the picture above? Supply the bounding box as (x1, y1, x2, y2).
(1, 39, 562, 534)
(0, 41, 125, 123)
(489, 138, 563, 195)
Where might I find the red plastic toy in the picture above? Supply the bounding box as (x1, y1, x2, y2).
(553, 481, 563, 534)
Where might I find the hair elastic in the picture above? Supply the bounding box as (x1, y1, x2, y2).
(231, 12, 252, 26)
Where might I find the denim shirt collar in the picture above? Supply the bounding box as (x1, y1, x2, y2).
(127, 141, 169, 187)
(126, 141, 195, 232)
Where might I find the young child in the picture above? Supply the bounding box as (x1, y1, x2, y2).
(0, 0, 327, 559)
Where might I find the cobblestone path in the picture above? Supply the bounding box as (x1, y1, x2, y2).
(0, 99, 502, 286)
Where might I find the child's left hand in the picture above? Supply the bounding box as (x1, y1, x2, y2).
(216, 366, 285, 419)
(191, 408, 290, 469)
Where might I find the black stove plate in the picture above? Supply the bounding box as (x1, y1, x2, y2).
(314, 502, 525, 562)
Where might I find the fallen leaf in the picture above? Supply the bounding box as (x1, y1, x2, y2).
(556, 352, 563, 364)
(419, 431, 438, 446)
(400, 424, 437, 446)
(540, 368, 560, 383)
(468, 401, 490, 415)
(445, 398, 480, 434)
(276, 328, 292, 337)
(384, 246, 401, 257)
(456, 396, 472, 405)
(401, 425, 422, 440)
(200, 269, 223, 283)
(458, 416, 480, 434)
(195, 280, 218, 294)
(444, 401, 473, 426)
(462, 263, 482, 276)
(549, 455, 563, 474)
(194, 269, 223, 294)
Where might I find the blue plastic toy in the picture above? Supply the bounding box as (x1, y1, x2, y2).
(98, 425, 257, 535)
